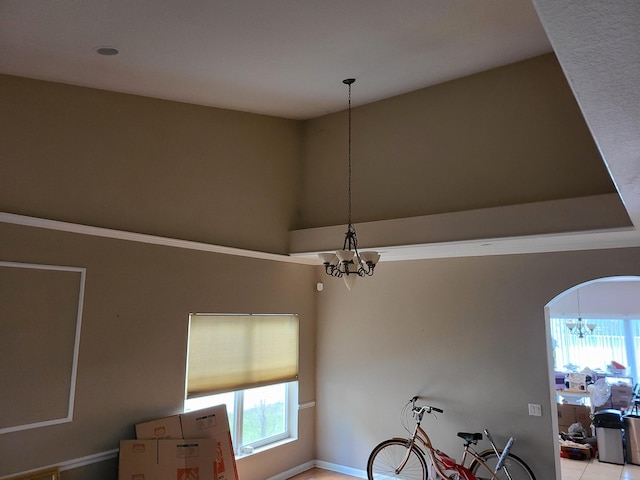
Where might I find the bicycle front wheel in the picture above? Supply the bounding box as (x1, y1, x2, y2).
(367, 439, 428, 480)
(469, 451, 535, 480)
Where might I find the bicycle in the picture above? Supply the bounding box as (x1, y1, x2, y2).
(367, 397, 535, 480)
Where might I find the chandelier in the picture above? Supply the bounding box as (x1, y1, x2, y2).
(319, 79, 380, 290)
(566, 288, 596, 338)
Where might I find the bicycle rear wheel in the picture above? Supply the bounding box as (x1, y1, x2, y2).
(469, 451, 535, 480)
(367, 439, 428, 480)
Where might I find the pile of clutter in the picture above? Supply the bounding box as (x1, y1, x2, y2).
(559, 422, 597, 461)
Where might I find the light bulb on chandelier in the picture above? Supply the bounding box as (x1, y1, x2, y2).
(318, 79, 380, 290)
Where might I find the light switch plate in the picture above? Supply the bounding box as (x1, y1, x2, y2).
(528, 403, 542, 416)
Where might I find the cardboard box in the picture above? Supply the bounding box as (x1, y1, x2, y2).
(180, 405, 238, 480)
(560, 442, 592, 460)
(610, 384, 633, 410)
(119, 439, 158, 480)
(575, 405, 591, 434)
(136, 415, 184, 439)
(129, 404, 237, 480)
(119, 438, 218, 480)
(157, 439, 216, 480)
(557, 403, 592, 436)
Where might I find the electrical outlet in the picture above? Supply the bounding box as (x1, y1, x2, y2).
(528, 403, 542, 416)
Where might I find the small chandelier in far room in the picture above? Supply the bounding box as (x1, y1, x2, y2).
(566, 288, 597, 338)
(319, 78, 380, 290)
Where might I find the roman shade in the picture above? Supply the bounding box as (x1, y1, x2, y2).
(186, 314, 299, 399)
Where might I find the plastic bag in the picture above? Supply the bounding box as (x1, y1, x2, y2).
(568, 422, 587, 439)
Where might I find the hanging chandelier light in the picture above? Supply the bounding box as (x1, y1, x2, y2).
(566, 288, 597, 338)
(318, 79, 380, 290)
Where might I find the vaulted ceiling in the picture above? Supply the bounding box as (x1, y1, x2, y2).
(1, 1, 639, 261)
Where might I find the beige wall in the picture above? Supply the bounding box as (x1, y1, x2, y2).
(0, 222, 317, 479)
(314, 248, 640, 480)
(0, 74, 301, 255)
(0, 74, 314, 479)
(0, 52, 633, 480)
(297, 53, 616, 229)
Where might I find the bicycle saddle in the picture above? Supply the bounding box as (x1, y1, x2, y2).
(457, 432, 483, 444)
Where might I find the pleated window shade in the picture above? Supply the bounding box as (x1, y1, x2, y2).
(186, 314, 299, 399)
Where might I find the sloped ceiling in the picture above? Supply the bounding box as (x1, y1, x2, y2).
(532, 0, 640, 251)
(1, 1, 639, 262)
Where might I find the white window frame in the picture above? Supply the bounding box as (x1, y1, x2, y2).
(184, 381, 298, 455)
(233, 381, 298, 453)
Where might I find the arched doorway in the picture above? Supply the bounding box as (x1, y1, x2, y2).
(546, 276, 640, 477)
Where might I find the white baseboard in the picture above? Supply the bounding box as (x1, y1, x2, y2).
(314, 460, 367, 479)
(265, 461, 315, 480)
(265, 460, 366, 480)
(2, 450, 366, 480)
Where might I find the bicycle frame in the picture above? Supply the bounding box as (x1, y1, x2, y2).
(398, 413, 513, 480)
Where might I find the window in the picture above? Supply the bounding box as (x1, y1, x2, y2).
(185, 382, 297, 453)
(551, 317, 639, 381)
(185, 314, 299, 454)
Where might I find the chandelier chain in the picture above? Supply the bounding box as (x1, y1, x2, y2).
(347, 80, 352, 227)
(566, 287, 596, 338)
(577, 288, 582, 317)
(318, 78, 379, 289)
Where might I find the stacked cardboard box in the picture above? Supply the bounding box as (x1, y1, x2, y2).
(119, 405, 239, 480)
(557, 403, 592, 435)
(120, 438, 216, 480)
(610, 384, 633, 411)
(180, 406, 238, 480)
(119, 440, 157, 480)
(135, 415, 183, 440)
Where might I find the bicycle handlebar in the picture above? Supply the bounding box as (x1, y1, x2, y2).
(410, 396, 444, 414)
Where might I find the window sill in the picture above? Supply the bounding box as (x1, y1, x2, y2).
(235, 437, 297, 460)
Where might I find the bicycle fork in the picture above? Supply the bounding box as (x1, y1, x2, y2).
(396, 436, 417, 474)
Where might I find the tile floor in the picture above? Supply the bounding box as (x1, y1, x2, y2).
(288, 461, 640, 479)
(560, 458, 640, 480)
